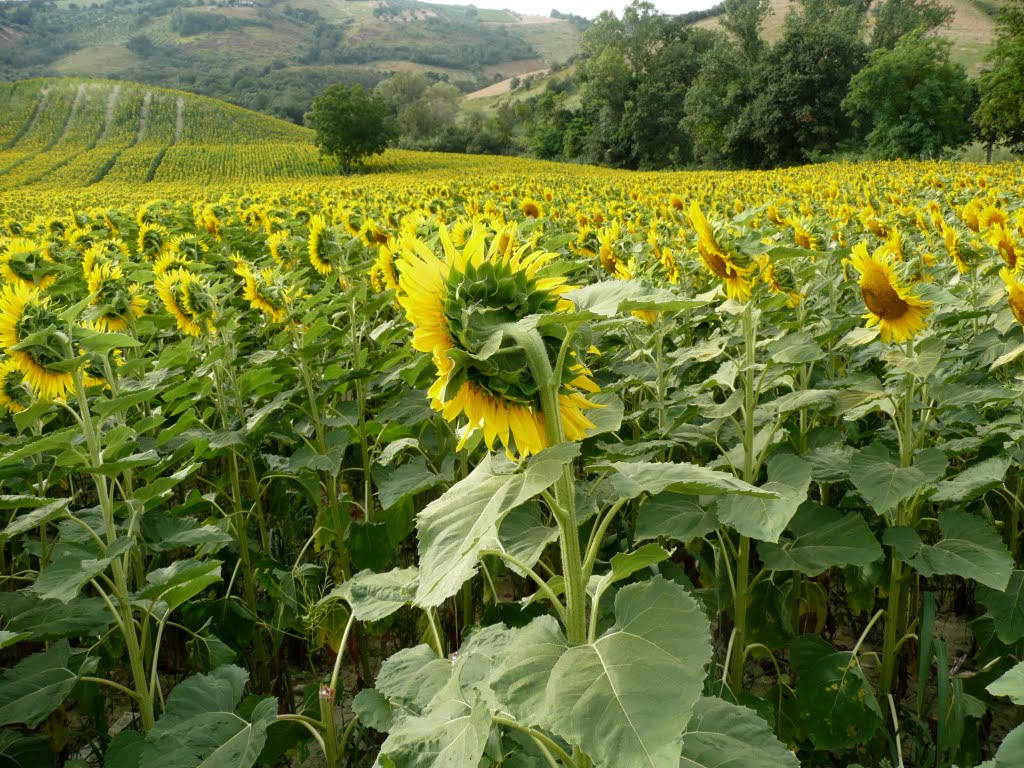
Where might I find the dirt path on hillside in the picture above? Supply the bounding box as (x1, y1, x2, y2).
(174, 97, 184, 143)
(54, 84, 86, 145)
(136, 92, 151, 144)
(97, 85, 121, 144)
(464, 68, 549, 100)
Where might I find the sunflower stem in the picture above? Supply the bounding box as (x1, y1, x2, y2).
(510, 324, 587, 645)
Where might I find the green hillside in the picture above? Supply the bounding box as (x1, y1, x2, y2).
(0, 78, 336, 191)
(0, 0, 582, 124)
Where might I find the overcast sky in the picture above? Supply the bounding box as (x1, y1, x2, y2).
(429, 1, 721, 19)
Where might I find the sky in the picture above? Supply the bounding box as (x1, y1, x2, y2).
(427, 0, 721, 19)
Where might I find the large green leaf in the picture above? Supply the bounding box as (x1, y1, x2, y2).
(678, 697, 799, 768)
(978, 571, 1024, 643)
(143, 513, 231, 552)
(0, 641, 91, 727)
(489, 616, 569, 726)
(375, 645, 453, 718)
(848, 445, 945, 517)
(541, 578, 711, 768)
(716, 454, 811, 542)
(0, 594, 114, 640)
(0, 498, 70, 540)
(29, 546, 114, 603)
(136, 559, 223, 612)
(990, 724, 1024, 768)
(496, 502, 558, 576)
(565, 280, 705, 318)
(329, 567, 419, 622)
(931, 456, 1009, 503)
(635, 493, 718, 543)
(883, 510, 1012, 590)
(374, 456, 452, 511)
(791, 635, 882, 751)
(602, 461, 775, 501)
(414, 444, 577, 607)
(758, 503, 881, 576)
(136, 666, 277, 768)
(988, 661, 1024, 704)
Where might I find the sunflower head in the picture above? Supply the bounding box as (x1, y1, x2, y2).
(0, 284, 74, 400)
(137, 223, 168, 260)
(397, 223, 598, 457)
(849, 241, 932, 344)
(688, 201, 753, 302)
(0, 357, 31, 413)
(519, 198, 544, 220)
(1000, 267, 1024, 327)
(155, 269, 217, 337)
(0, 238, 59, 291)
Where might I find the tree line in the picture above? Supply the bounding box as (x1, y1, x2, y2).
(362, 0, 1024, 169)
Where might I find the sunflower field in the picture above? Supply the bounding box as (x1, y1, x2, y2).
(2, 134, 1024, 768)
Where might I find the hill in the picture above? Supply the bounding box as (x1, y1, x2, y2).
(0, 78, 336, 191)
(693, 0, 1002, 72)
(0, 0, 582, 124)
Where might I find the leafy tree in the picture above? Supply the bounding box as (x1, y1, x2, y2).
(306, 84, 396, 174)
(721, 0, 773, 59)
(843, 33, 975, 158)
(869, 0, 954, 49)
(975, 0, 1024, 151)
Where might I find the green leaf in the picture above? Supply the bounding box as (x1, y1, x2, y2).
(76, 329, 142, 354)
(758, 503, 882, 576)
(931, 457, 1009, 503)
(766, 332, 825, 365)
(374, 456, 450, 511)
(352, 688, 395, 733)
(376, 645, 452, 718)
(883, 509, 1012, 590)
(716, 454, 811, 542)
(679, 697, 799, 768)
(376, 685, 491, 768)
(762, 389, 836, 415)
(143, 514, 232, 553)
(635, 493, 718, 543)
(977, 571, 1024, 643)
(138, 666, 277, 768)
(541, 578, 711, 768)
(0, 640, 89, 727)
(0, 427, 78, 466)
(591, 545, 672, 607)
(584, 391, 624, 437)
(0, 594, 115, 640)
(496, 502, 558, 576)
(329, 567, 419, 622)
(565, 280, 705, 317)
(602, 461, 776, 501)
(848, 444, 943, 516)
(988, 661, 1024, 704)
(0, 631, 30, 650)
(1, 498, 69, 540)
(992, 724, 1024, 768)
(791, 635, 882, 750)
(489, 616, 569, 726)
(414, 444, 577, 607)
(136, 559, 223, 612)
(0, 495, 64, 509)
(104, 731, 146, 768)
(30, 547, 114, 603)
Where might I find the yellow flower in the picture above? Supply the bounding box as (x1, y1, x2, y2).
(987, 223, 1019, 270)
(396, 223, 598, 458)
(0, 357, 31, 413)
(85, 263, 147, 333)
(0, 284, 74, 400)
(941, 223, 969, 274)
(1000, 267, 1024, 327)
(688, 201, 752, 301)
(232, 258, 290, 322)
(155, 268, 216, 337)
(519, 198, 544, 219)
(0, 238, 58, 291)
(849, 242, 932, 344)
(308, 214, 336, 275)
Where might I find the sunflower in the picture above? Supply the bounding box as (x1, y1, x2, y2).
(396, 223, 599, 458)
(155, 269, 216, 337)
(85, 264, 147, 333)
(0, 357, 31, 413)
(987, 223, 1019, 270)
(0, 238, 59, 290)
(232, 258, 291, 322)
(1000, 268, 1024, 327)
(688, 201, 753, 301)
(596, 223, 625, 276)
(519, 198, 544, 220)
(136, 223, 168, 260)
(757, 255, 801, 307)
(307, 214, 338, 275)
(267, 230, 294, 267)
(369, 240, 400, 295)
(941, 223, 969, 274)
(849, 242, 932, 344)
(0, 284, 74, 400)
(81, 238, 128, 278)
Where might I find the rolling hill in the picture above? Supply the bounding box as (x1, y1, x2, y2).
(0, 0, 583, 124)
(0, 78, 334, 191)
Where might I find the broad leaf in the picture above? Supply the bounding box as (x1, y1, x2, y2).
(884, 510, 1012, 590)
(716, 454, 811, 542)
(565, 281, 705, 317)
(415, 444, 577, 607)
(759, 503, 881, 576)
(978, 571, 1024, 643)
(143, 514, 232, 552)
(496, 502, 558, 576)
(988, 661, 1024, 704)
(603, 461, 775, 501)
(30, 547, 114, 603)
(635, 493, 718, 543)
(791, 635, 882, 751)
(331, 567, 419, 622)
(376, 645, 452, 718)
(848, 445, 945, 517)
(0, 594, 114, 640)
(136, 559, 223, 612)
(376, 686, 491, 768)
(374, 456, 451, 511)
(541, 578, 711, 768)
(0, 499, 70, 540)
(138, 666, 277, 768)
(0, 641, 90, 727)
(931, 456, 1009, 503)
(679, 697, 799, 768)
(991, 724, 1024, 768)
(489, 616, 569, 726)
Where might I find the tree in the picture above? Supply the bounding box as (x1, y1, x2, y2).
(869, 0, 954, 50)
(306, 84, 396, 174)
(975, 0, 1024, 152)
(843, 33, 975, 158)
